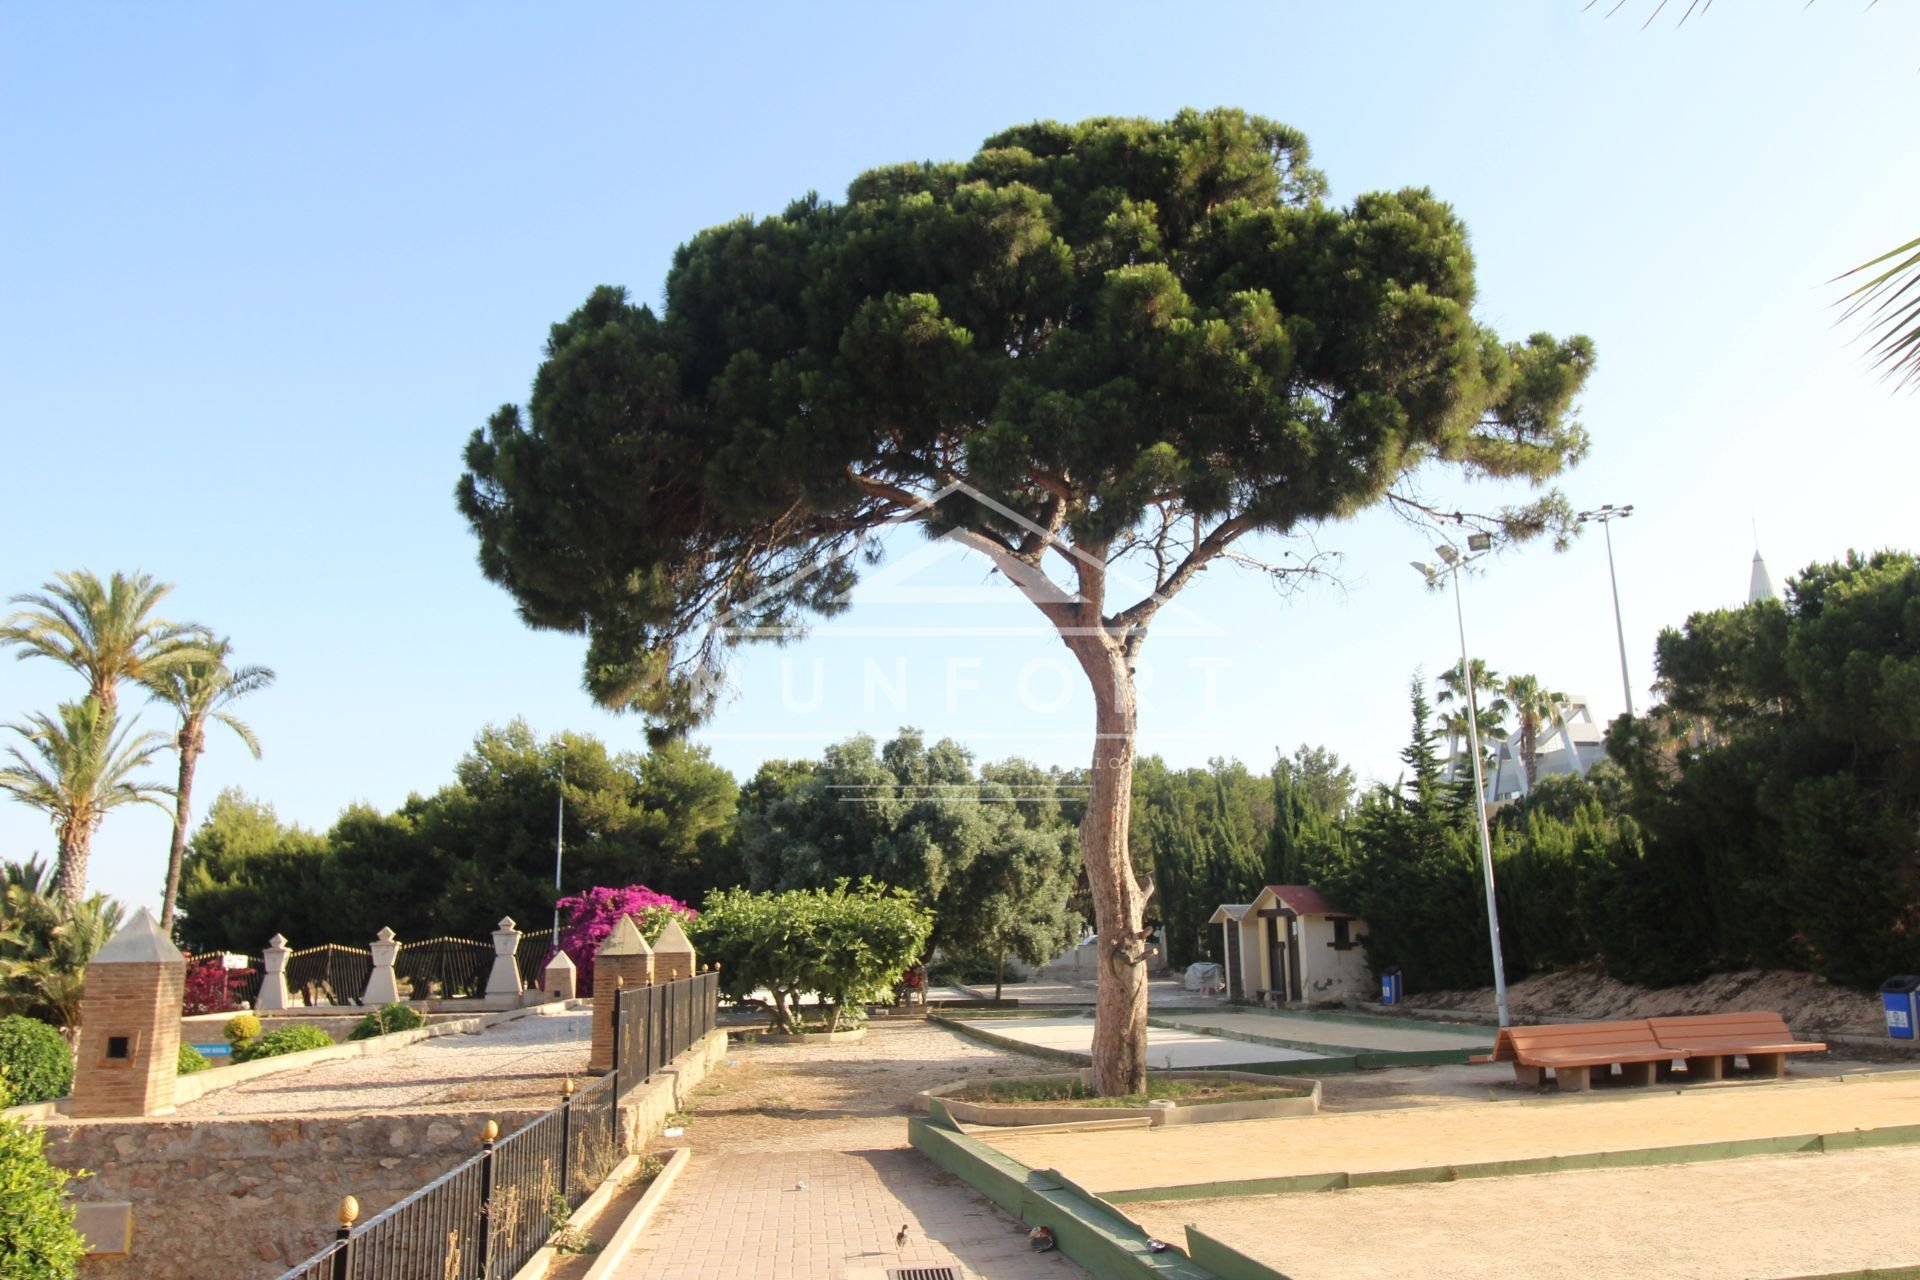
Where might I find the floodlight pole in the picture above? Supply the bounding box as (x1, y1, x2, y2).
(552, 762, 565, 942)
(1578, 504, 1636, 719)
(1420, 543, 1511, 1029)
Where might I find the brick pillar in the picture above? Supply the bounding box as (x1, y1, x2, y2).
(70, 908, 186, 1119)
(588, 916, 654, 1074)
(651, 918, 696, 982)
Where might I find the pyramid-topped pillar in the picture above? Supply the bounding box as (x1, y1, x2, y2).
(588, 917, 653, 1074)
(651, 917, 696, 982)
(71, 908, 186, 1118)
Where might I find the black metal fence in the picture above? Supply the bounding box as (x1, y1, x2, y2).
(394, 936, 494, 1000)
(513, 927, 558, 991)
(285, 944, 374, 1007)
(271, 971, 716, 1280)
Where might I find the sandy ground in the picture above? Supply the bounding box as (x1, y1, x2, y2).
(980, 1071, 1920, 1195)
(1406, 965, 1893, 1038)
(1149, 1009, 1494, 1053)
(171, 1007, 591, 1117)
(1126, 1146, 1920, 1280)
(952, 1015, 1330, 1067)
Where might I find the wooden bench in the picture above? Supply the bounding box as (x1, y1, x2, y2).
(1647, 1013, 1828, 1081)
(1480, 1019, 1678, 1091)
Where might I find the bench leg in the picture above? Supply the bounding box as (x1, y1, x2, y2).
(1554, 1065, 1592, 1092)
(1616, 1061, 1655, 1087)
(1745, 1052, 1785, 1078)
(1688, 1055, 1725, 1082)
(1513, 1063, 1543, 1087)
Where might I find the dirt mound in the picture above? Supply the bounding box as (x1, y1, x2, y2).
(1404, 965, 1888, 1036)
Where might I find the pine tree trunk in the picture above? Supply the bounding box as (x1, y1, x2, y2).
(162, 735, 201, 929)
(995, 950, 1005, 1002)
(1073, 643, 1150, 1096)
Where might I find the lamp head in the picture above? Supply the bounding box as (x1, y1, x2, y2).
(1410, 561, 1439, 587)
(1435, 545, 1460, 566)
(1467, 532, 1493, 553)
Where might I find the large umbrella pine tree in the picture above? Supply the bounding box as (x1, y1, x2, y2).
(458, 110, 1594, 1093)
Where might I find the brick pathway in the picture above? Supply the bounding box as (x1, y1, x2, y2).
(605, 1020, 1090, 1280)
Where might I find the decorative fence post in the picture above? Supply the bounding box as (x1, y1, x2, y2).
(256, 933, 291, 1011)
(485, 917, 523, 1002)
(362, 927, 401, 1005)
(542, 949, 577, 1002)
(476, 1119, 498, 1276)
(559, 1078, 575, 1205)
(331, 1195, 358, 1280)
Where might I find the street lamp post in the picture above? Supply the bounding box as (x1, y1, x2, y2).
(1577, 503, 1636, 718)
(1412, 534, 1511, 1028)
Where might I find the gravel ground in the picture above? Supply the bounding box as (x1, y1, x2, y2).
(171, 1008, 592, 1118)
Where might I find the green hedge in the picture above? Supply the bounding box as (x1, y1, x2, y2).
(347, 1003, 426, 1041)
(0, 1016, 72, 1105)
(234, 1024, 332, 1062)
(177, 1043, 212, 1075)
(0, 1117, 86, 1278)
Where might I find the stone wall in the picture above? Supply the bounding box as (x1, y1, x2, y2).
(42, 1108, 541, 1279)
(37, 1027, 729, 1280)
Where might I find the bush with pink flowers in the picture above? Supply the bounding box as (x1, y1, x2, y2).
(554, 886, 696, 995)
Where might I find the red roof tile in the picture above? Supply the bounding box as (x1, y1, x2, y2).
(1262, 884, 1349, 917)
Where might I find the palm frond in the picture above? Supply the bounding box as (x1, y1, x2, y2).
(1835, 235, 1920, 391)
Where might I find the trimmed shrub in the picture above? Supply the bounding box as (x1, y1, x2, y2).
(0, 1116, 86, 1278)
(177, 1043, 212, 1075)
(233, 1024, 331, 1062)
(222, 1014, 261, 1048)
(346, 1003, 427, 1041)
(0, 1016, 72, 1105)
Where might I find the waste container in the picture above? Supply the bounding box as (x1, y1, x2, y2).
(1381, 967, 1403, 1006)
(1881, 975, 1920, 1040)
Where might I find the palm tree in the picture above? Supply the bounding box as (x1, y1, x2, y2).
(1, 570, 210, 716)
(1836, 236, 1920, 392)
(0, 861, 125, 1028)
(1435, 658, 1509, 775)
(144, 636, 275, 928)
(0, 698, 173, 903)
(1500, 673, 1568, 791)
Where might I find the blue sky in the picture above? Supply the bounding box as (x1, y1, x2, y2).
(3, 3, 1916, 920)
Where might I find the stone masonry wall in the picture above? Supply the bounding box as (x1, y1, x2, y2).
(41, 1108, 540, 1280)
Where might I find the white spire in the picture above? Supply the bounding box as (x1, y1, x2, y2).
(1749, 550, 1777, 604)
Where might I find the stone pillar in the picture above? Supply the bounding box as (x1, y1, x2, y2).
(70, 908, 187, 1118)
(652, 918, 697, 982)
(542, 949, 577, 1002)
(257, 933, 291, 1011)
(362, 927, 401, 1005)
(588, 916, 654, 1074)
(485, 917, 523, 1001)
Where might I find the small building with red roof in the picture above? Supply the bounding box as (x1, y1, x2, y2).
(1208, 884, 1370, 1005)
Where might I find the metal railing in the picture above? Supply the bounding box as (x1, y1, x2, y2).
(271, 970, 716, 1280)
(513, 928, 558, 991)
(394, 936, 493, 1000)
(285, 944, 374, 1007)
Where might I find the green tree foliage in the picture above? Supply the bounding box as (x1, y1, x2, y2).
(1131, 756, 1272, 969)
(729, 730, 1082, 974)
(176, 1043, 211, 1074)
(0, 1016, 71, 1105)
(1266, 747, 1349, 886)
(693, 881, 932, 1032)
(0, 1114, 86, 1280)
(0, 699, 172, 904)
(457, 109, 1594, 1092)
(1500, 673, 1567, 790)
(175, 724, 737, 950)
(0, 860, 124, 1029)
(347, 1003, 426, 1041)
(1, 570, 208, 719)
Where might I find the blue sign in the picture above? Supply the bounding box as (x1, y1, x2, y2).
(191, 1043, 232, 1057)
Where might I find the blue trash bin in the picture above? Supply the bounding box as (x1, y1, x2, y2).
(1381, 967, 1403, 1006)
(1881, 975, 1919, 1040)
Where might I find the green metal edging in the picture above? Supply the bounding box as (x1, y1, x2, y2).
(908, 1116, 1218, 1280)
(1184, 1228, 1296, 1280)
(1100, 1122, 1920, 1204)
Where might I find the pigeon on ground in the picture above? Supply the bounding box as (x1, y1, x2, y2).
(896, 1225, 909, 1249)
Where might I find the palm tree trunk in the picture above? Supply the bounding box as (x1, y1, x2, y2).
(1521, 716, 1539, 788)
(54, 815, 90, 905)
(161, 735, 201, 928)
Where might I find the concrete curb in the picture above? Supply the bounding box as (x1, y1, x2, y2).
(1142, 1015, 1486, 1069)
(579, 1145, 692, 1280)
(1097, 1121, 1920, 1204)
(908, 1115, 1218, 1280)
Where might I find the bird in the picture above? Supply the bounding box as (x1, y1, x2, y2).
(895, 1225, 909, 1249)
